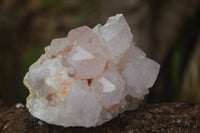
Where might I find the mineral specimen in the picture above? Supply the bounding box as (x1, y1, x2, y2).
(24, 14, 160, 127)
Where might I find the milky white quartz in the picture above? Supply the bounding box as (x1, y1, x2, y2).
(24, 14, 160, 127)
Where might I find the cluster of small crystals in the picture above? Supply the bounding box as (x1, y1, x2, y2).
(24, 14, 160, 127)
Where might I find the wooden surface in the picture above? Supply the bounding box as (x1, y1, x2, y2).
(0, 102, 200, 133)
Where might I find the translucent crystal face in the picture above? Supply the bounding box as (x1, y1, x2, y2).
(24, 14, 160, 127)
(91, 71, 125, 108)
(67, 38, 109, 79)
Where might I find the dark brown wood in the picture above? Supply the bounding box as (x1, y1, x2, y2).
(0, 102, 200, 133)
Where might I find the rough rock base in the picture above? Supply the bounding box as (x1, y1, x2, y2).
(0, 102, 200, 133)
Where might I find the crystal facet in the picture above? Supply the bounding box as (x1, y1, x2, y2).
(24, 14, 160, 127)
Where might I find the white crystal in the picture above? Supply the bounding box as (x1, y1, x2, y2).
(93, 14, 132, 63)
(24, 14, 160, 127)
(122, 57, 160, 99)
(98, 77, 116, 93)
(120, 43, 146, 64)
(15, 103, 24, 108)
(72, 46, 95, 61)
(91, 71, 125, 108)
(62, 81, 102, 127)
(122, 57, 160, 89)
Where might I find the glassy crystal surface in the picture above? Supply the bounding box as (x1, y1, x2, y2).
(24, 14, 160, 127)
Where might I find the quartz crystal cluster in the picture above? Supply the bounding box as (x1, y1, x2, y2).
(24, 14, 160, 127)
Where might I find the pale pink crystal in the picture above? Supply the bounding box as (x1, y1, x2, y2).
(24, 14, 160, 128)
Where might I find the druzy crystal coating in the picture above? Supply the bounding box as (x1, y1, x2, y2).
(24, 14, 160, 127)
